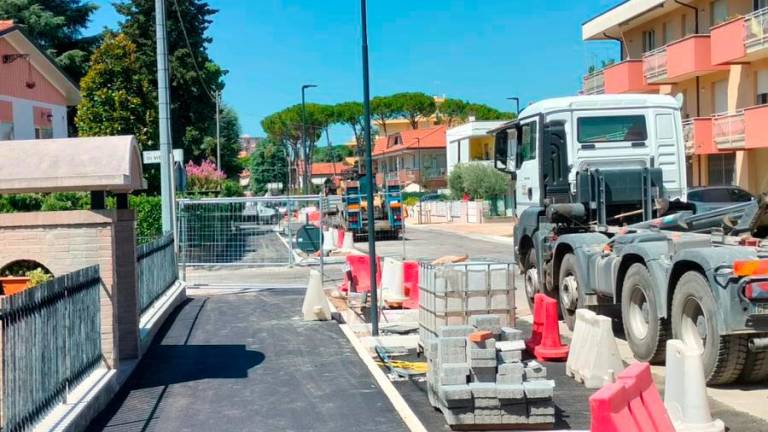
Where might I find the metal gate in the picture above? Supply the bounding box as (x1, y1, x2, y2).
(177, 196, 330, 278)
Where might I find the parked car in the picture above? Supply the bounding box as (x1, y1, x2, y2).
(243, 202, 279, 224)
(686, 186, 755, 213)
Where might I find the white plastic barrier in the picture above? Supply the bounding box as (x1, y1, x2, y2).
(322, 228, 336, 254)
(302, 269, 331, 321)
(664, 339, 724, 432)
(566, 309, 623, 388)
(381, 257, 406, 303)
(342, 230, 354, 250)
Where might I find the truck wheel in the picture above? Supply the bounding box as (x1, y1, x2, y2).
(740, 343, 768, 383)
(671, 271, 748, 385)
(558, 253, 580, 330)
(524, 248, 539, 313)
(621, 263, 668, 364)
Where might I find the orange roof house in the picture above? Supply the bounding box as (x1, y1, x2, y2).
(373, 125, 448, 190)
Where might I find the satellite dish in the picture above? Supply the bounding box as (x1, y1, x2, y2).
(674, 92, 685, 109)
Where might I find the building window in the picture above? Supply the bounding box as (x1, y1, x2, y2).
(707, 153, 736, 185)
(662, 22, 673, 45)
(711, 0, 728, 27)
(681, 14, 689, 38)
(755, 0, 768, 12)
(642, 30, 656, 52)
(33, 106, 53, 139)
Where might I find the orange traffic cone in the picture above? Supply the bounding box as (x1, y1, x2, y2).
(526, 293, 569, 361)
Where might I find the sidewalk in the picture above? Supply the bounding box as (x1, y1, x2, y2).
(407, 222, 515, 245)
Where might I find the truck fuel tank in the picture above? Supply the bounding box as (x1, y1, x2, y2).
(546, 203, 586, 224)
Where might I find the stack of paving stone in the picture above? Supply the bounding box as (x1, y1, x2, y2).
(426, 314, 556, 427)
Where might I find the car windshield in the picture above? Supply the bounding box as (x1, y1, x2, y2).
(688, 188, 753, 203)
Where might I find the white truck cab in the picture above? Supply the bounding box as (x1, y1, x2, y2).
(493, 94, 688, 217)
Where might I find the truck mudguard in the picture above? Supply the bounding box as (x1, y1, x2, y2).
(514, 206, 544, 260)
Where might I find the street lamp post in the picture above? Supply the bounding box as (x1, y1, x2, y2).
(360, 0, 379, 336)
(301, 84, 317, 195)
(507, 97, 520, 116)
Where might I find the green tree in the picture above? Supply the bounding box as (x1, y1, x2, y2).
(390, 92, 436, 129)
(449, 163, 509, 202)
(333, 101, 364, 148)
(76, 33, 156, 148)
(313, 144, 353, 162)
(438, 98, 469, 127)
(115, 0, 226, 166)
(371, 95, 397, 135)
(250, 139, 288, 195)
(199, 105, 242, 177)
(0, 0, 99, 80)
(465, 103, 515, 121)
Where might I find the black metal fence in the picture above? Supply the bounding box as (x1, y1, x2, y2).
(137, 233, 178, 313)
(0, 266, 102, 432)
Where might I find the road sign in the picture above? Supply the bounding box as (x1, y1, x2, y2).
(143, 149, 184, 164)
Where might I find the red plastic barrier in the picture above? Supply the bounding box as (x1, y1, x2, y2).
(336, 229, 345, 249)
(589, 381, 640, 432)
(339, 255, 382, 293)
(307, 210, 321, 227)
(616, 363, 675, 432)
(402, 261, 419, 309)
(525, 294, 569, 361)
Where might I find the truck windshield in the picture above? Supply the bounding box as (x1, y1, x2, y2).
(577, 115, 647, 143)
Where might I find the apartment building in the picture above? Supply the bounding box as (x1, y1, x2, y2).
(583, 0, 768, 194)
(0, 21, 80, 140)
(372, 125, 448, 190)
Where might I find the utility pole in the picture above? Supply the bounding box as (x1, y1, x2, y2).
(155, 0, 174, 234)
(301, 84, 317, 195)
(215, 90, 221, 169)
(360, 0, 379, 336)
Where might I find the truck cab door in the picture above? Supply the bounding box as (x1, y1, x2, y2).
(515, 119, 540, 216)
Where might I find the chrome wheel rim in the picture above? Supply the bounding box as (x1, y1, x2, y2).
(560, 274, 578, 311)
(628, 285, 650, 339)
(680, 296, 707, 353)
(525, 267, 538, 300)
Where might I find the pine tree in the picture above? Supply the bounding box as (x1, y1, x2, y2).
(0, 0, 99, 80)
(115, 0, 225, 166)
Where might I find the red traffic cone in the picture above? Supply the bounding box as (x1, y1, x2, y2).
(527, 294, 569, 361)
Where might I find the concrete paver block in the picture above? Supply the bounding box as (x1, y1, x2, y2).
(496, 384, 525, 400)
(469, 382, 497, 398)
(468, 337, 496, 350)
(440, 347, 467, 363)
(439, 336, 467, 349)
(528, 400, 555, 416)
(438, 325, 475, 338)
(469, 358, 497, 368)
(528, 415, 555, 424)
(469, 348, 497, 360)
(475, 397, 501, 408)
(438, 384, 473, 408)
(524, 360, 547, 380)
(475, 415, 502, 424)
(501, 404, 527, 424)
(500, 327, 523, 341)
(497, 350, 522, 364)
(469, 314, 501, 334)
(497, 363, 524, 384)
(471, 367, 497, 383)
(523, 379, 555, 400)
(442, 407, 474, 425)
(496, 340, 524, 351)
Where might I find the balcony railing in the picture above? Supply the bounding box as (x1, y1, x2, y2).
(713, 111, 746, 149)
(643, 46, 667, 82)
(682, 119, 695, 155)
(583, 70, 605, 95)
(745, 8, 768, 50)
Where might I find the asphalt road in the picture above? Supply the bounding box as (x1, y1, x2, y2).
(87, 290, 408, 432)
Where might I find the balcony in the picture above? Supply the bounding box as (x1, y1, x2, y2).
(711, 9, 768, 65)
(682, 117, 716, 155)
(744, 104, 768, 149)
(603, 60, 656, 94)
(583, 70, 605, 95)
(713, 111, 745, 150)
(643, 35, 727, 84)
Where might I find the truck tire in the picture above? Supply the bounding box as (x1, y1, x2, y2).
(524, 248, 538, 313)
(558, 253, 580, 330)
(621, 263, 668, 364)
(671, 271, 747, 385)
(740, 345, 768, 383)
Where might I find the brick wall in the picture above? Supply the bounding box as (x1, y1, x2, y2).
(0, 210, 139, 368)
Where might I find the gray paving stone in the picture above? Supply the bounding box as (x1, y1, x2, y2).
(468, 337, 496, 350)
(442, 406, 475, 425)
(500, 327, 523, 341)
(528, 400, 555, 416)
(471, 367, 497, 383)
(438, 325, 475, 338)
(469, 358, 497, 368)
(475, 415, 502, 424)
(469, 382, 497, 398)
(524, 360, 547, 380)
(474, 397, 501, 408)
(469, 314, 502, 334)
(469, 348, 497, 360)
(523, 379, 555, 400)
(497, 362, 523, 384)
(497, 350, 522, 364)
(528, 415, 555, 424)
(496, 384, 525, 400)
(439, 336, 466, 349)
(501, 414, 528, 424)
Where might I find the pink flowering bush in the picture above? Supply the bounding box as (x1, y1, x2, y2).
(186, 160, 226, 191)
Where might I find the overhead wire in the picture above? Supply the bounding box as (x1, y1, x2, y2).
(170, 0, 216, 103)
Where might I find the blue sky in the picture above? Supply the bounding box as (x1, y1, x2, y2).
(86, 0, 620, 145)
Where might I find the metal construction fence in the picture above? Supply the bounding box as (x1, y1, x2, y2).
(177, 196, 331, 276)
(137, 233, 178, 313)
(0, 266, 102, 432)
